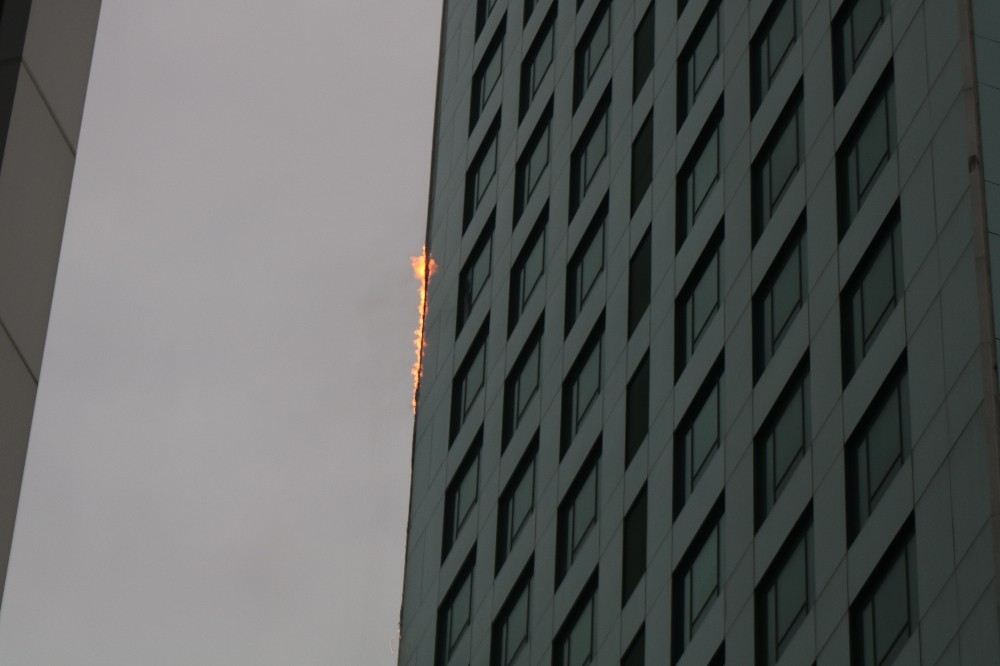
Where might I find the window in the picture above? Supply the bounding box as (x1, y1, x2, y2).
(436, 551, 476, 666)
(756, 512, 812, 665)
(492, 560, 533, 666)
(471, 24, 504, 130)
(451, 322, 489, 441)
(752, 90, 803, 240)
(622, 628, 645, 666)
(497, 439, 537, 571)
(504, 321, 543, 446)
(628, 228, 652, 336)
(633, 5, 654, 99)
(465, 117, 500, 228)
(677, 104, 722, 246)
(574, 0, 611, 107)
(554, 574, 597, 666)
(672, 502, 723, 663)
(520, 6, 556, 118)
(524, 0, 538, 25)
(622, 487, 647, 605)
(571, 92, 610, 215)
(847, 361, 909, 539)
(755, 364, 809, 526)
(631, 113, 653, 213)
(557, 444, 600, 582)
(509, 208, 546, 331)
(678, 0, 721, 126)
(851, 526, 918, 666)
(566, 202, 606, 333)
(674, 361, 723, 515)
(562, 319, 603, 455)
(675, 227, 722, 377)
(837, 71, 896, 234)
(458, 218, 494, 335)
(443, 435, 481, 559)
(476, 0, 500, 37)
(753, 220, 805, 377)
(841, 209, 901, 382)
(516, 104, 552, 221)
(751, 0, 797, 110)
(834, 0, 888, 97)
(626, 353, 650, 466)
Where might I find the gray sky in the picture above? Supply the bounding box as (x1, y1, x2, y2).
(0, 1, 441, 663)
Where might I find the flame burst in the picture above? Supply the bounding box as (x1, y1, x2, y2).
(411, 247, 438, 412)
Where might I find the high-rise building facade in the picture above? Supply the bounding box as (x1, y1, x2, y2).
(0, 0, 102, 603)
(400, 0, 1000, 663)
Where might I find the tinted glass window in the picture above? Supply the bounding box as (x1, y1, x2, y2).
(459, 222, 494, 334)
(676, 233, 721, 376)
(520, 9, 555, 117)
(567, 208, 606, 332)
(675, 366, 723, 514)
(631, 114, 653, 213)
(472, 28, 504, 129)
(851, 532, 917, 666)
(678, 110, 722, 244)
(621, 628, 645, 666)
(752, 0, 797, 109)
(443, 442, 480, 558)
(557, 589, 595, 666)
(834, 0, 887, 95)
(622, 488, 647, 605)
(626, 354, 650, 466)
(628, 229, 652, 336)
(497, 445, 536, 569)
(504, 328, 542, 445)
(494, 572, 531, 666)
(848, 366, 909, 538)
(758, 519, 812, 665)
(557, 451, 600, 581)
(517, 111, 552, 220)
(509, 212, 546, 330)
(673, 509, 722, 661)
(678, 0, 720, 124)
(572, 99, 610, 213)
(575, 2, 611, 106)
(451, 326, 488, 441)
(633, 5, 655, 99)
(838, 75, 895, 234)
(756, 371, 808, 524)
(465, 120, 500, 227)
(561, 321, 604, 456)
(753, 224, 805, 376)
(842, 213, 901, 381)
(753, 94, 802, 239)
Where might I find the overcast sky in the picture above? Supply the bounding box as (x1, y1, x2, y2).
(0, 2, 441, 663)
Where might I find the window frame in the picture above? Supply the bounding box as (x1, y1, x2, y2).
(833, 0, 889, 98)
(557, 441, 601, 583)
(509, 207, 547, 332)
(570, 90, 611, 216)
(520, 5, 557, 119)
(561, 317, 604, 456)
(752, 218, 806, 378)
(755, 510, 813, 665)
(491, 558, 534, 666)
(625, 352, 650, 466)
(442, 433, 482, 560)
(496, 437, 538, 572)
(458, 216, 495, 336)
(673, 358, 724, 517)
(451, 320, 490, 443)
(633, 3, 655, 99)
(566, 199, 607, 334)
(677, 102, 723, 247)
(677, 0, 722, 127)
(628, 227, 652, 336)
(503, 319, 544, 446)
(516, 102, 553, 222)
(672, 499, 724, 663)
(621, 486, 647, 606)
(675, 225, 723, 378)
(471, 21, 506, 131)
(436, 549, 477, 666)
(631, 112, 654, 213)
(751, 88, 803, 242)
(573, 0, 612, 108)
(751, 0, 798, 111)
(465, 115, 501, 229)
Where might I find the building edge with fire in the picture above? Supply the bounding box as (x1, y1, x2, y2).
(399, 0, 1000, 664)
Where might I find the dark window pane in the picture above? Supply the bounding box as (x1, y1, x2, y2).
(851, 532, 915, 666)
(562, 321, 604, 456)
(622, 488, 647, 605)
(678, 107, 722, 244)
(557, 448, 600, 581)
(835, 0, 886, 94)
(516, 109, 552, 221)
(621, 628, 645, 666)
(677, 232, 722, 376)
(520, 9, 555, 117)
(872, 552, 910, 662)
(509, 213, 546, 331)
(752, 0, 797, 108)
(842, 212, 899, 381)
(675, 365, 723, 512)
(838, 75, 895, 233)
(672, 506, 723, 662)
(571, 95, 611, 215)
(575, 2, 611, 106)
(631, 114, 653, 213)
(755, 369, 808, 525)
(847, 364, 908, 538)
(678, 2, 720, 124)
(471, 27, 504, 129)
(459, 222, 494, 333)
(757, 517, 811, 665)
(633, 5, 654, 98)
(567, 207, 606, 332)
(626, 354, 650, 466)
(628, 229, 652, 335)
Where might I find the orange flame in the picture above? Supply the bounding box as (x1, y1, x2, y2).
(411, 247, 438, 412)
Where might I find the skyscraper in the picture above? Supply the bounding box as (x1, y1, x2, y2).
(400, 0, 1000, 663)
(0, 0, 102, 603)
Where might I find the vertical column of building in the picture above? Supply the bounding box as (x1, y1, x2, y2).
(0, 0, 102, 603)
(400, 0, 1000, 664)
